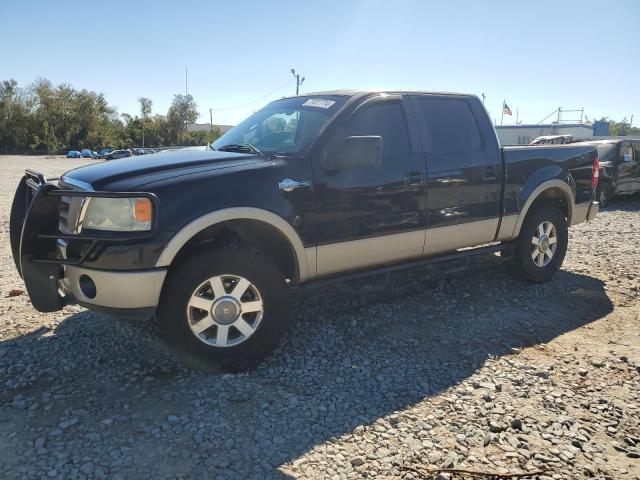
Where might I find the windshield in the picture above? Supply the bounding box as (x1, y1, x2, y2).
(211, 95, 347, 156)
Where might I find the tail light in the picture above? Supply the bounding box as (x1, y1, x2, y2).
(592, 156, 599, 189)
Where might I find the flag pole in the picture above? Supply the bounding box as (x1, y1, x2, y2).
(516, 109, 519, 124)
(501, 99, 505, 125)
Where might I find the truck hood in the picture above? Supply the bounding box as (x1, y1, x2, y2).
(60, 150, 263, 190)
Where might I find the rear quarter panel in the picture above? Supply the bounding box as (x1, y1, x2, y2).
(501, 144, 597, 219)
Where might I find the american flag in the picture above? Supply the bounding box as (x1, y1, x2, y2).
(502, 102, 512, 116)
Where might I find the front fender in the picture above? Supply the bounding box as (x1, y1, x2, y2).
(154, 207, 313, 282)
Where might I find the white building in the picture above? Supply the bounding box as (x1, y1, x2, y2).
(495, 123, 594, 145)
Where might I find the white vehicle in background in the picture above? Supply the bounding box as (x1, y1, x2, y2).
(530, 135, 574, 145)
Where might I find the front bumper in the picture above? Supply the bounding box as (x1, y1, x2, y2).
(59, 265, 166, 309)
(10, 170, 161, 313)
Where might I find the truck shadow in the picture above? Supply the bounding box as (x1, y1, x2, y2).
(0, 265, 613, 479)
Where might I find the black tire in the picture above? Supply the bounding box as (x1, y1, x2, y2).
(157, 245, 291, 371)
(596, 183, 611, 208)
(510, 203, 568, 283)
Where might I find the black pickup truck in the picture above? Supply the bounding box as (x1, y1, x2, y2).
(10, 90, 600, 370)
(577, 137, 640, 207)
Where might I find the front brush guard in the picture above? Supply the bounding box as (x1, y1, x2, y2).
(10, 170, 159, 312)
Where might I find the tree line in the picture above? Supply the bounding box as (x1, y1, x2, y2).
(0, 78, 223, 154)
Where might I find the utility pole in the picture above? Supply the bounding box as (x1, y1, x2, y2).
(210, 108, 213, 130)
(291, 68, 305, 95)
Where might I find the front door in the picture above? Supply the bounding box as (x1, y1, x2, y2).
(311, 95, 427, 276)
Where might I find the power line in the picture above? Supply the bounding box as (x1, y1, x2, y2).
(213, 79, 295, 111)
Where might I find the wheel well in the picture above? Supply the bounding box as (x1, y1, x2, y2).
(169, 219, 298, 281)
(529, 187, 571, 221)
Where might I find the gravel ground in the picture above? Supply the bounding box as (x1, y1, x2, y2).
(0, 155, 639, 480)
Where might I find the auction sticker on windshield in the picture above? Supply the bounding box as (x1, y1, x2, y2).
(302, 99, 336, 108)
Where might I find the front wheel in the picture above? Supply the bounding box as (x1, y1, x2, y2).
(510, 203, 568, 283)
(157, 245, 291, 371)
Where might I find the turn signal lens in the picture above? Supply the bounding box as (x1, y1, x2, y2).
(135, 198, 153, 222)
(592, 157, 599, 188)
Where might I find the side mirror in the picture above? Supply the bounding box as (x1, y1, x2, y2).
(623, 153, 632, 162)
(322, 136, 382, 170)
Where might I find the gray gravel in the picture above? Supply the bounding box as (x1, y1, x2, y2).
(1, 156, 639, 479)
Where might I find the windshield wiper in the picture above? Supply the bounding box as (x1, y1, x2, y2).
(216, 143, 263, 155)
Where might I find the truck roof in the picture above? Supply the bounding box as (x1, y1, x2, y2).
(279, 89, 478, 100)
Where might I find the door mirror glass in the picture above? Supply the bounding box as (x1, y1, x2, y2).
(623, 153, 632, 162)
(322, 135, 382, 170)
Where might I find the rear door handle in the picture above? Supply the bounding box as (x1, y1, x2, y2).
(483, 165, 498, 180)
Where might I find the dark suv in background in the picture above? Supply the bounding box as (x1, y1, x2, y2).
(578, 138, 640, 206)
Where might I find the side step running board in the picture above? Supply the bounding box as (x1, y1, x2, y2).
(293, 243, 514, 291)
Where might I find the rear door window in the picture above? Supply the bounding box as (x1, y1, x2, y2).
(413, 97, 482, 153)
(621, 142, 633, 161)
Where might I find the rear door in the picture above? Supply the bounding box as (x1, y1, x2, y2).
(408, 94, 502, 254)
(632, 141, 640, 192)
(616, 141, 635, 192)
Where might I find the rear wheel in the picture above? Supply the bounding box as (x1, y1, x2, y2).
(510, 203, 568, 283)
(157, 245, 291, 371)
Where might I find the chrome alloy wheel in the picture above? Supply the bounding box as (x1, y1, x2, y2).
(530, 221, 557, 267)
(186, 274, 264, 347)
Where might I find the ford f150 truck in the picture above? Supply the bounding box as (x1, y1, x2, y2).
(10, 90, 600, 370)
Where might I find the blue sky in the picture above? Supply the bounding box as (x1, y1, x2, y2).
(1, 0, 638, 126)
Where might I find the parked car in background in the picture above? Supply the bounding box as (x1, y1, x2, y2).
(81, 149, 98, 159)
(66, 150, 82, 158)
(577, 137, 640, 207)
(11, 90, 600, 371)
(143, 148, 157, 154)
(132, 148, 146, 156)
(530, 135, 574, 145)
(98, 148, 113, 159)
(105, 149, 133, 161)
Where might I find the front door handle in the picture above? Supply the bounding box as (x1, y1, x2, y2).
(279, 178, 311, 192)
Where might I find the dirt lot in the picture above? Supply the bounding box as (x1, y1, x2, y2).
(0, 155, 639, 480)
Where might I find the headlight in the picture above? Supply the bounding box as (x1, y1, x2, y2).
(81, 197, 153, 232)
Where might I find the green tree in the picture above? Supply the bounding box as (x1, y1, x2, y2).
(0, 78, 225, 153)
(167, 94, 198, 144)
(138, 97, 152, 147)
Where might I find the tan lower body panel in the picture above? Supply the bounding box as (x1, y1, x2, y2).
(316, 230, 426, 277)
(314, 219, 499, 278)
(423, 218, 499, 255)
